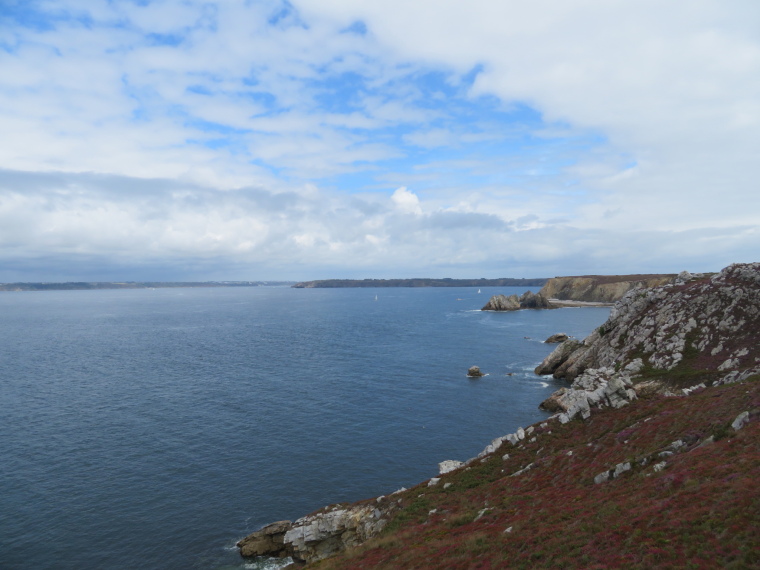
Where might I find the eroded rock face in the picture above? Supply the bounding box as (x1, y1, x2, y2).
(284, 504, 390, 563)
(544, 333, 569, 343)
(538, 274, 676, 303)
(482, 291, 552, 311)
(537, 262, 760, 422)
(538, 263, 760, 383)
(239, 502, 399, 564)
(518, 290, 552, 309)
(535, 339, 583, 375)
(481, 294, 521, 311)
(237, 520, 292, 558)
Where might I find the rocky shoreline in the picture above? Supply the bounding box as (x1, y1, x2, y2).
(238, 263, 759, 567)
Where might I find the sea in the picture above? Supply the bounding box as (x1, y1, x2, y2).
(0, 286, 610, 569)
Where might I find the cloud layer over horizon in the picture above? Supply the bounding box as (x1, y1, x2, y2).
(1, 0, 758, 281)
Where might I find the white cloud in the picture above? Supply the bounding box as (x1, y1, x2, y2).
(391, 186, 422, 215)
(0, 0, 757, 279)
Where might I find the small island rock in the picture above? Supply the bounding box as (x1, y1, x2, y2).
(467, 366, 484, 377)
(544, 333, 569, 343)
(482, 291, 553, 311)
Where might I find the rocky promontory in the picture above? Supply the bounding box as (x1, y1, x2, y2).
(238, 263, 759, 569)
(482, 273, 678, 311)
(537, 273, 677, 303)
(237, 501, 401, 563)
(535, 264, 760, 422)
(481, 290, 552, 311)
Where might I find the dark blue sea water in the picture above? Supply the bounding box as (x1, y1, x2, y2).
(0, 286, 609, 569)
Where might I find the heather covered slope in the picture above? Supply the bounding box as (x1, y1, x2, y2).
(311, 376, 759, 569)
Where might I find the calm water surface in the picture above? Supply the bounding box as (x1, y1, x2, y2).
(0, 286, 609, 569)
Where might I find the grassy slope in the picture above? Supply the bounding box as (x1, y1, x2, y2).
(311, 375, 759, 569)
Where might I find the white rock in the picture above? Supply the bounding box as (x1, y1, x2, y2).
(438, 460, 463, 475)
(506, 433, 520, 445)
(428, 478, 440, 487)
(594, 471, 610, 484)
(613, 462, 631, 477)
(474, 508, 491, 521)
(732, 411, 750, 431)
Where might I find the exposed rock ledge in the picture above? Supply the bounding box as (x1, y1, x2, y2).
(239, 263, 759, 566)
(237, 500, 401, 564)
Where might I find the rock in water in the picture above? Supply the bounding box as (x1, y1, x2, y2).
(482, 291, 552, 311)
(518, 290, 552, 309)
(544, 333, 569, 343)
(481, 294, 520, 311)
(467, 366, 484, 377)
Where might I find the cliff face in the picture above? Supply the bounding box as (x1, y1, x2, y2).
(538, 273, 676, 303)
(535, 263, 760, 421)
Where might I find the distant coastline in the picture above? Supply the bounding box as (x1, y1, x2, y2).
(292, 277, 548, 288)
(0, 281, 295, 292)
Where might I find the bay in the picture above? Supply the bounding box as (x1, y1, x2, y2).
(0, 286, 609, 569)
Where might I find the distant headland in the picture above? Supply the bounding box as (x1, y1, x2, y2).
(292, 277, 549, 288)
(0, 281, 295, 292)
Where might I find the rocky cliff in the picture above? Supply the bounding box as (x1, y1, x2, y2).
(535, 263, 760, 422)
(538, 273, 677, 303)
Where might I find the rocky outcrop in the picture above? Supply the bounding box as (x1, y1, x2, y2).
(467, 366, 484, 377)
(544, 333, 569, 343)
(538, 273, 677, 303)
(482, 290, 552, 311)
(237, 501, 400, 564)
(284, 503, 393, 563)
(481, 294, 520, 311)
(237, 520, 291, 558)
(534, 339, 583, 375)
(536, 262, 760, 422)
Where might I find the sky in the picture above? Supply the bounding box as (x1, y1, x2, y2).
(0, 0, 758, 281)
